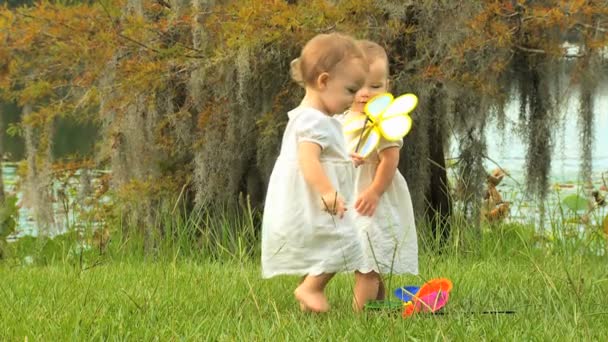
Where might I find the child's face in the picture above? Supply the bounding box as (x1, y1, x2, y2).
(317, 58, 367, 115)
(351, 58, 389, 113)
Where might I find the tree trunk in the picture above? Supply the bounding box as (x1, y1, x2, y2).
(424, 89, 452, 249)
(392, 5, 453, 249)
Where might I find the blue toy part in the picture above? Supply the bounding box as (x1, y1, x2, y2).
(394, 286, 420, 302)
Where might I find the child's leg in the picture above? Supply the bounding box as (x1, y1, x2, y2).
(353, 271, 382, 312)
(294, 273, 335, 313)
(376, 277, 386, 300)
(296, 275, 309, 312)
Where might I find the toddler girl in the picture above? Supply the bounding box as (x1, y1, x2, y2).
(343, 40, 419, 311)
(261, 33, 368, 313)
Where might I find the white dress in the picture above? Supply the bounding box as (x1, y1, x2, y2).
(261, 107, 363, 278)
(341, 111, 419, 275)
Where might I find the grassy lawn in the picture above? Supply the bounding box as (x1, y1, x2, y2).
(2, 225, 608, 340)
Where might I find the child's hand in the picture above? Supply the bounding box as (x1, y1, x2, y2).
(355, 188, 381, 217)
(321, 192, 347, 219)
(350, 153, 365, 168)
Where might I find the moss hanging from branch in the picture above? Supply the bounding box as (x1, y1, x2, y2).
(193, 63, 238, 207)
(0, 110, 5, 204)
(578, 76, 595, 186)
(452, 90, 488, 228)
(193, 46, 290, 208)
(523, 58, 554, 203)
(577, 44, 600, 186)
(22, 104, 56, 235)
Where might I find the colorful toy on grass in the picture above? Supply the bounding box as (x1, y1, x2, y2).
(395, 278, 453, 317)
(344, 93, 418, 158)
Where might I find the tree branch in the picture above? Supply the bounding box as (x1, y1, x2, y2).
(156, 0, 171, 9)
(575, 21, 608, 33)
(514, 44, 586, 58)
(514, 44, 547, 54)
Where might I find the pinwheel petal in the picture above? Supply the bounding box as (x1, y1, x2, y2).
(343, 115, 369, 134)
(364, 93, 393, 121)
(358, 128, 381, 157)
(383, 93, 418, 119)
(380, 115, 412, 141)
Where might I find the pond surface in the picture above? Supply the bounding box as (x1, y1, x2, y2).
(451, 83, 608, 232)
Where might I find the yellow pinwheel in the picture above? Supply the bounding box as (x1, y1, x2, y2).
(344, 93, 418, 158)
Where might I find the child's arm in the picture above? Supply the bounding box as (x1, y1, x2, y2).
(355, 146, 399, 216)
(298, 142, 346, 218)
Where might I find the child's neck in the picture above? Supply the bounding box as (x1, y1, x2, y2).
(300, 91, 330, 116)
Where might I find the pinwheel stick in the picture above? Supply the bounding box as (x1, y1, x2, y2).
(354, 117, 370, 153)
(431, 310, 516, 316)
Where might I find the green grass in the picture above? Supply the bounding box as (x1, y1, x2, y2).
(2, 224, 608, 340)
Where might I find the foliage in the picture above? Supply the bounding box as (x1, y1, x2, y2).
(0, 195, 18, 238)
(1, 0, 607, 242)
(0, 194, 19, 258)
(562, 194, 589, 213)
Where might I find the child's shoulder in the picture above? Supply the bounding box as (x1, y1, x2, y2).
(288, 107, 334, 129)
(289, 106, 327, 120)
(334, 112, 347, 124)
(340, 110, 365, 122)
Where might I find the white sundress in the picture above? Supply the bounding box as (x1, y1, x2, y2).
(261, 107, 364, 278)
(341, 111, 419, 275)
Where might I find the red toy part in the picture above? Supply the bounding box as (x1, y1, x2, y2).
(403, 278, 453, 317)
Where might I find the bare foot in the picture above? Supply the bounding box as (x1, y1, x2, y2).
(352, 298, 365, 312)
(294, 285, 329, 313)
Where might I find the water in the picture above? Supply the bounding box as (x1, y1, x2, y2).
(2, 101, 101, 239)
(484, 85, 608, 182)
(1, 164, 109, 240)
(449, 82, 608, 232)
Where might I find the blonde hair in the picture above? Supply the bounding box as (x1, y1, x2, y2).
(291, 33, 365, 87)
(356, 39, 389, 71)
